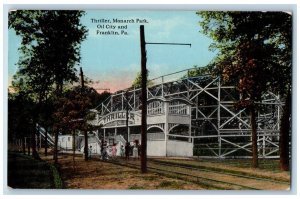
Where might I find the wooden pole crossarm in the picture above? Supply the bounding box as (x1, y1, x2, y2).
(146, 42, 191, 47)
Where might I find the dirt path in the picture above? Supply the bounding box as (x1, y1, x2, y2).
(43, 155, 205, 190)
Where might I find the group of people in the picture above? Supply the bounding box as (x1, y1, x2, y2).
(98, 139, 141, 161)
(122, 140, 141, 160)
(87, 140, 141, 161)
(100, 140, 117, 160)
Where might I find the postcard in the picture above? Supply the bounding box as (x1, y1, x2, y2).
(6, 9, 292, 192)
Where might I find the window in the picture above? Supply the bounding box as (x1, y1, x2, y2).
(147, 101, 164, 115)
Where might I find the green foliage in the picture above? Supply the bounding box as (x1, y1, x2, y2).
(8, 152, 62, 189)
(131, 69, 154, 88)
(49, 164, 63, 188)
(8, 10, 88, 141)
(9, 10, 88, 96)
(197, 11, 292, 168)
(183, 65, 215, 78)
(8, 91, 36, 141)
(52, 86, 103, 132)
(197, 11, 292, 107)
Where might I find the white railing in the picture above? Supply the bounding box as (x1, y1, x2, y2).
(116, 135, 127, 145)
(169, 104, 188, 115)
(130, 134, 141, 142)
(148, 133, 165, 140)
(130, 133, 165, 142)
(95, 134, 102, 145)
(36, 124, 55, 146)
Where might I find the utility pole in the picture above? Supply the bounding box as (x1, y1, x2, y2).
(125, 91, 129, 142)
(140, 25, 147, 173)
(80, 67, 89, 161)
(139, 25, 191, 174)
(80, 67, 84, 90)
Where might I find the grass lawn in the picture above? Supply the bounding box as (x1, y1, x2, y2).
(7, 152, 61, 189)
(41, 154, 290, 190)
(42, 154, 206, 190)
(7, 151, 290, 190)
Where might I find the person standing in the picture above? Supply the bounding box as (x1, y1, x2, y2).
(120, 145, 125, 158)
(125, 142, 130, 160)
(88, 145, 92, 159)
(133, 142, 138, 159)
(111, 143, 117, 159)
(100, 139, 104, 160)
(137, 143, 141, 160)
(102, 140, 108, 160)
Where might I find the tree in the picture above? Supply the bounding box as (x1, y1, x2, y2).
(197, 11, 292, 168)
(53, 85, 101, 162)
(9, 10, 87, 93)
(131, 70, 154, 88)
(183, 65, 215, 78)
(38, 97, 55, 156)
(9, 10, 88, 162)
(8, 90, 36, 155)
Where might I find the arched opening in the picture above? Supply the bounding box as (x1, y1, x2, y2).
(168, 124, 189, 141)
(147, 126, 165, 141)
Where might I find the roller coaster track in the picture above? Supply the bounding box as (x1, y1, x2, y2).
(92, 67, 284, 158)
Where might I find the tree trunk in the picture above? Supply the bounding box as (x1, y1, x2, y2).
(54, 84, 63, 164)
(31, 124, 40, 160)
(280, 89, 291, 171)
(31, 128, 36, 154)
(45, 128, 48, 156)
(27, 137, 31, 155)
(84, 130, 88, 161)
(22, 137, 26, 155)
(53, 129, 59, 164)
(250, 106, 258, 168)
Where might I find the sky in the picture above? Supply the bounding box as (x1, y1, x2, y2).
(8, 10, 217, 93)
